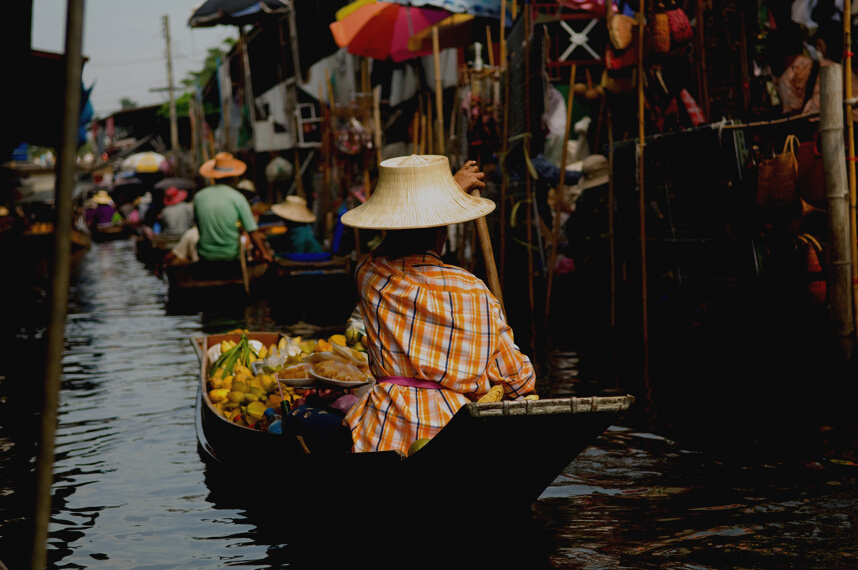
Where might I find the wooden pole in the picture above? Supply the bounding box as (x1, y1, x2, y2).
(500, 65, 510, 291)
(373, 85, 383, 165)
(33, 2, 84, 567)
(607, 104, 616, 330)
(819, 64, 856, 358)
(545, 64, 577, 322)
(637, 3, 649, 382)
(524, 5, 535, 318)
(239, 26, 257, 150)
(486, 25, 494, 68)
(696, 1, 710, 121)
(433, 26, 445, 155)
(163, 14, 179, 152)
(500, 0, 507, 70)
(844, 0, 858, 341)
(473, 189, 506, 318)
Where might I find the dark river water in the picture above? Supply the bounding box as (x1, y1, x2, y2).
(1, 239, 857, 569)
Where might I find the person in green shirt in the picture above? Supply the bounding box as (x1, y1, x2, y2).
(194, 153, 273, 263)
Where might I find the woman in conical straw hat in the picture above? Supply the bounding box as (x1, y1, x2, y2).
(298, 155, 535, 454)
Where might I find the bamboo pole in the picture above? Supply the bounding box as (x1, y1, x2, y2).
(819, 64, 856, 357)
(373, 85, 383, 165)
(545, 64, 577, 323)
(239, 27, 257, 150)
(845, 0, 858, 342)
(433, 27, 445, 155)
(637, 3, 649, 383)
(486, 25, 494, 68)
(524, 5, 535, 318)
(696, 1, 710, 121)
(32, 2, 84, 567)
(500, 64, 510, 291)
(500, 0, 507, 70)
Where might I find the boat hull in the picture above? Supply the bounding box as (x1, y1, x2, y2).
(193, 333, 634, 514)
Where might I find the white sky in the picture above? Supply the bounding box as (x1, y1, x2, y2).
(31, 0, 236, 118)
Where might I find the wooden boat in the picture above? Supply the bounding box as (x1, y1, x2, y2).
(273, 253, 351, 278)
(192, 331, 634, 515)
(92, 223, 132, 242)
(133, 232, 179, 266)
(20, 221, 92, 251)
(164, 259, 270, 292)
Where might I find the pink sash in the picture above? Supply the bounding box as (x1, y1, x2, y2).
(377, 376, 443, 390)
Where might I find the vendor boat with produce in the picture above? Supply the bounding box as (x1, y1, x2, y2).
(194, 156, 634, 515)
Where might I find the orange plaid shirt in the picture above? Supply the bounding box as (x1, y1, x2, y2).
(345, 250, 535, 453)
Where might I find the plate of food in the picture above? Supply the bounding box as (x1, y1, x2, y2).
(276, 363, 316, 387)
(309, 360, 371, 388)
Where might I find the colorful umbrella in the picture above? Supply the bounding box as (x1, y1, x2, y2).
(387, 0, 507, 19)
(330, 1, 452, 62)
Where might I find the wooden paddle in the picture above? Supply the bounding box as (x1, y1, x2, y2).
(239, 236, 250, 295)
(471, 189, 506, 319)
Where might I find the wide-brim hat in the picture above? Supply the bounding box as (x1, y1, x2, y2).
(575, 154, 610, 191)
(199, 152, 247, 179)
(237, 179, 256, 193)
(340, 155, 496, 230)
(163, 186, 188, 206)
(271, 195, 316, 223)
(92, 190, 113, 205)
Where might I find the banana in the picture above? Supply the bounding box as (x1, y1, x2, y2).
(477, 385, 504, 403)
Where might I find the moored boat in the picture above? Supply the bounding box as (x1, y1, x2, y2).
(192, 331, 634, 514)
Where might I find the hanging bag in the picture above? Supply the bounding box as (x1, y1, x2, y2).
(796, 133, 827, 206)
(652, 2, 671, 54)
(756, 134, 800, 208)
(666, 0, 693, 48)
(797, 233, 827, 305)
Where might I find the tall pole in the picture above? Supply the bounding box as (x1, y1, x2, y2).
(32, 2, 85, 567)
(844, 0, 858, 341)
(163, 14, 179, 152)
(819, 64, 856, 359)
(545, 64, 577, 323)
(432, 26, 445, 155)
(637, 2, 650, 386)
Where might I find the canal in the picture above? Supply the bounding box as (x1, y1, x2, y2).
(0, 238, 856, 568)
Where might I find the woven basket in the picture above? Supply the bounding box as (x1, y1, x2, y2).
(652, 13, 671, 53)
(756, 135, 800, 208)
(667, 6, 693, 46)
(609, 14, 636, 51)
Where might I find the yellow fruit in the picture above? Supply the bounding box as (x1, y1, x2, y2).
(316, 339, 333, 352)
(524, 394, 539, 401)
(329, 334, 347, 347)
(246, 401, 267, 421)
(353, 341, 366, 352)
(223, 400, 240, 410)
(407, 438, 431, 456)
(232, 381, 249, 393)
(260, 374, 276, 393)
(257, 346, 268, 359)
(250, 386, 265, 399)
(227, 391, 246, 404)
(278, 337, 287, 351)
(212, 368, 225, 380)
(223, 408, 239, 421)
(220, 340, 232, 353)
(244, 392, 260, 403)
(477, 385, 504, 403)
(207, 377, 224, 390)
(209, 389, 230, 403)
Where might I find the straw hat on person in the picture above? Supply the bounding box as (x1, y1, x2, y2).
(162, 186, 188, 206)
(575, 154, 610, 191)
(237, 179, 256, 193)
(92, 189, 113, 205)
(340, 155, 495, 230)
(271, 195, 316, 223)
(198, 152, 247, 179)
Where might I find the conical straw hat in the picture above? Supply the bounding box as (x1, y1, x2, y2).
(271, 195, 316, 223)
(340, 155, 495, 229)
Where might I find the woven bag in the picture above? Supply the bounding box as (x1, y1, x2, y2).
(756, 135, 800, 208)
(666, 2, 693, 46)
(609, 14, 636, 51)
(799, 234, 827, 304)
(652, 12, 671, 53)
(796, 134, 827, 206)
